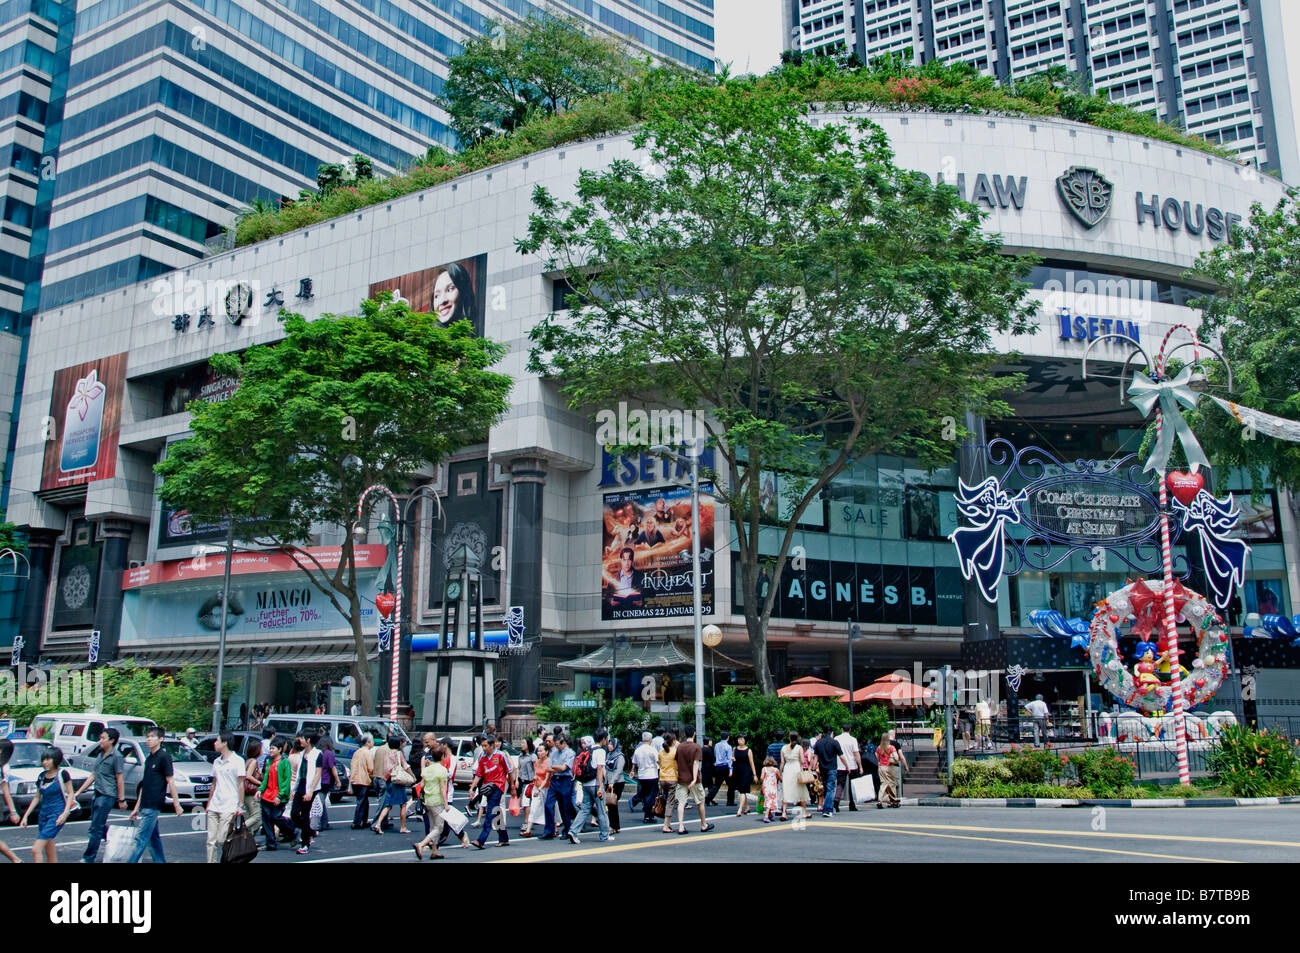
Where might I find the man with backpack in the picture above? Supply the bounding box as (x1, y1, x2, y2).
(467, 734, 516, 850)
(568, 730, 612, 844)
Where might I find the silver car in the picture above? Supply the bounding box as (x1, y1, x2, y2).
(74, 737, 215, 811)
(2, 741, 94, 818)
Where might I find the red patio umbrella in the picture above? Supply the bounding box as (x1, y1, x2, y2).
(845, 677, 935, 706)
(778, 676, 849, 699)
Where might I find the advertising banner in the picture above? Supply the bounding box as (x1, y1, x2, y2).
(601, 484, 714, 620)
(41, 352, 128, 491)
(370, 253, 487, 336)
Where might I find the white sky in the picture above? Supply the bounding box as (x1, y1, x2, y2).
(714, 0, 783, 76)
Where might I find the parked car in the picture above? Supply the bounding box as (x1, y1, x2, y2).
(191, 732, 263, 762)
(27, 713, 160, 759)
(73, 737, 214, 811)
(2, 741, 94, 819)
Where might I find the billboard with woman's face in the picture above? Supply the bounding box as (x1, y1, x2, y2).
(369, 253, 487, 336)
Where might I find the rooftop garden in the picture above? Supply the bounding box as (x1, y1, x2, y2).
(231, 51, 1240, 250)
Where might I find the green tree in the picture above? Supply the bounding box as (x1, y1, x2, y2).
(520, 79, 1036, 693)
(1187, 196, 1300, 496)
(98, 663, 236, 731)
(440, 14, 643, 145)
(155, 296, 512, 711)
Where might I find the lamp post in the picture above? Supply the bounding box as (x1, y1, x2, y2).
(212, 521, 235, 734)
(847, 623, 862, 715)
(355, 483, 444, 721)
(702, 624, 722, 697)
(650, 441, 705, 746)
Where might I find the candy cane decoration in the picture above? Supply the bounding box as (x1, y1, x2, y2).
(1155, 334, 1193, 787)
(358, 483, 401, 720)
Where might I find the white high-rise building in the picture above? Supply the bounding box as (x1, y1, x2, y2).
(781, 0, 1300, 184)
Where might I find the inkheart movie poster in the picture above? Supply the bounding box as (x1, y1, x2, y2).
(601, 484, 714, 620)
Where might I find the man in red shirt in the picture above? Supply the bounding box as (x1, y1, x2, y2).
(467, 735, 517, 849)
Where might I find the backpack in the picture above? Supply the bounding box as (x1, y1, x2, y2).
(573, 747, 598, 784)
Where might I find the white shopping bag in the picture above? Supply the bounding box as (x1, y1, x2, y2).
(104, 823, 136, 864)
(852, 774, 876, 803)
(441, 804, 468, 835)
(573, 784, 583, 810)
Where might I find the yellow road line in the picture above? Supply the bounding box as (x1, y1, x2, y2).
(836, 824, 1235, 863)
(827, 820, 1300, 849)
(490, 825, 780, 862)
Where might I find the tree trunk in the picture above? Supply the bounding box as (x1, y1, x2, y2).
(348, 594, 374, 713)
(737, 555, 776, 694)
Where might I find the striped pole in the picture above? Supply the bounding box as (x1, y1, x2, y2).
(357, 483, 401, 720)
(1154, 330, 1194, 787)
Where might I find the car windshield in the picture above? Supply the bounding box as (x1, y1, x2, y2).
(159, 741, 209, 763)
(6, 743, 55, 768)
(104, 720, 155, 738)
(358, 721, 408, 744)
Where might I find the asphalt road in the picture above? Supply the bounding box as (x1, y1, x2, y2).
(4, 794, 1298, 864)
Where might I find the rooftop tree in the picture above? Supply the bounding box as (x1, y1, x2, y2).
(440, 13, 645, 145)
(520, 77, 1036, 694)
(1187, 195, 1300, 497)
(155, 296, 512, 712)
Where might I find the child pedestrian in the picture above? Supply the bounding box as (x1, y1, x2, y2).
(760, 756, 781, 824)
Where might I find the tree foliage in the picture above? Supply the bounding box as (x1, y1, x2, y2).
(155, 297, 512, 711)
(441, 13, 644, 146)
(520, 79, 1036, 692)
(1187, 196, 1300, 496)
(681, 689, 892, 750)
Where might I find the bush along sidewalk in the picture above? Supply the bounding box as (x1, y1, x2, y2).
(946, 727, 1300, 801)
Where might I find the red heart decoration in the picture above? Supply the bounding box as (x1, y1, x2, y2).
(1167, 471, 1204, 507)
(1196, 678, 1206, 689)
(1109, 613, 1120, 624)
(375, 592, 396, 619)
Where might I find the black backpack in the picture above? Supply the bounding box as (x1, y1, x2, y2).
(573, 747, 598, 783)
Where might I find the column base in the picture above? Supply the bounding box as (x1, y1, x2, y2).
(500, 701, 540, 747)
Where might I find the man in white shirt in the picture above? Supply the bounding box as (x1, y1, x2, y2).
(630, 731, 659, 823)
(568, 732, 611, 844)
(833, 724, 863, 812)
(205, 730, 248, 863)
(1025, 695, 1051, 746)
(652, 733, 666, 753)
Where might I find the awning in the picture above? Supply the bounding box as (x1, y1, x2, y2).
(40, 644, 378, 668)
(559, 638, 750, 672)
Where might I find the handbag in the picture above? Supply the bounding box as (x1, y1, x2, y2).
(221, 816, 258, 864)
(604, 790, 619, 808)
(851, 773, 876, 802)
(308, 796, 324, 831)
(797, 768, 816, 785)
(653, 794, 665, 818)
(508, 794, 521, 816)
(389, 757, 415, 787)
(441, 803, 468, 835)
(104, 822, 135, 864)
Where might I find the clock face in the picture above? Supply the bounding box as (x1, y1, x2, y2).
(445, 581, 462, 601)
(225, 282, 252, 324)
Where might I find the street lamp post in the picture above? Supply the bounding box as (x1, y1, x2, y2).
(650, 441, 705, 745)
(848, 623, 861, 716)
(355, 483, 444, 721)
(212, 521, 235, 734)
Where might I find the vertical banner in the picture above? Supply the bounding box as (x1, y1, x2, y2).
(41, 352, 128, 490)
(601, 484, 714, 620)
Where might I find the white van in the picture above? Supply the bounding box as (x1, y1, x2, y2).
(28, 713, 160, 758)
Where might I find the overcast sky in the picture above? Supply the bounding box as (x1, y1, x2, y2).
(714, 0, 782, 75)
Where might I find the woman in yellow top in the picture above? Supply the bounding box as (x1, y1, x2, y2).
(657, 733, 679, 834)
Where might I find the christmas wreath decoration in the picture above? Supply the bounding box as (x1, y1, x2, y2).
(1087, 578, 1229, 715)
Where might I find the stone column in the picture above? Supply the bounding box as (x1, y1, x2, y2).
(92, 519, 132, 664)
(502, 457, 545, 742)
(16, 529, 58, 664)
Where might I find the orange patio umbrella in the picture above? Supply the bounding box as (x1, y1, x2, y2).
(777, 676, 849, 699)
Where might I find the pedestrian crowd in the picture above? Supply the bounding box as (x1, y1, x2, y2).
(0, 719, 912, 862)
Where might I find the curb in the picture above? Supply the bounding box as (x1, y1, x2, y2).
(903, 795, 1300, 808)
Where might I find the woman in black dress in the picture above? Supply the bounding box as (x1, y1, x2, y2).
(730, 734, 757, 816)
